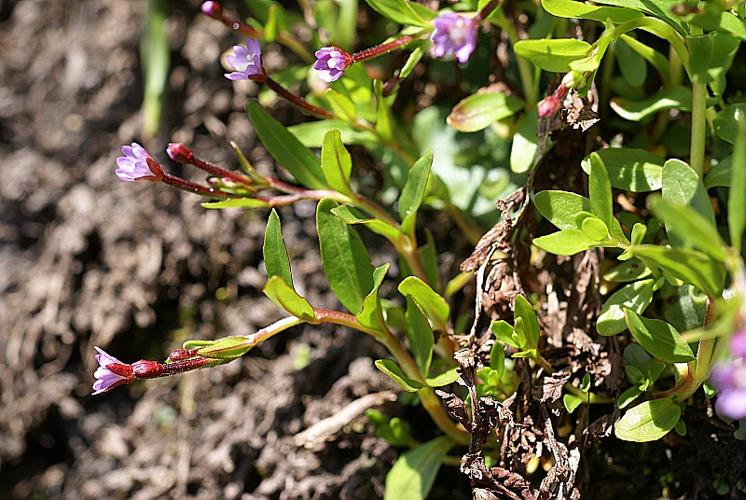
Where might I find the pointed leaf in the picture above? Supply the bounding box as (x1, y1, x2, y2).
(513, 38, 592, 73)
(597, 279, 655, 336)
(263, 275, 316, 320)
(398, 276, 450, 331)
(447, 91, 523, 133)
(624, 310, 694, 364)
(405, 297, 434, 375)
(263, 209, 293, 286)
(375, 359, 422, 392)
(534, 190, 592, 230)
(357, 264, 390, 331)
(615, 397, 681, 442)
(320, 129, 353, 193)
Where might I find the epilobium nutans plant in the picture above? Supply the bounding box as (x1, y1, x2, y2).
(101, 0, 746, 496)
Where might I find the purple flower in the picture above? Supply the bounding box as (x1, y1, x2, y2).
(92, 347, 133, 395)
(200, 1, 221, 17)
(225, 39, 263, 81)
(313, 47, 352, 83)
(115, 143, 159, 182)
(430, 12, 477, 64)
(711, 360, 746, 419)
(731, 327, 746, 358)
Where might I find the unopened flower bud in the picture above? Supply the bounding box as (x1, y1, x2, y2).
(167, 348, 199, 362)
(537, 95, 561, 118)
(200, 1, 222, 17)
(167, 143, 194, 164)
(131, 359, 165, 378)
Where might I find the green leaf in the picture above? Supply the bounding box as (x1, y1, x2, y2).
(384, 437, 453, 500)
(728, 109, 746, 253)
(617, 386, 642, 409)
(510, 110, 538, 174)
(615, 397, 681, 442)
(263, 209, 293, 286)
(616, 35, 647, 88)
(513, 38, 592, 73)
(399, 152, 433, 233)
(324, 89, 357, 122)
(610, 85, 691, 122)
(426, 367, 460, 387)
(202, 198, 270, 209)
(630, 245, 725, 297)
(589, 0, 684, 32)
(447, 91, 523, 133)
(688, 5, 746, 40)
(405, 297, 434, 375)
(648, 196, 726, 261)
(603, 259, 651, 282)
(624, 310, 694, 364)
(534, 190, 592, 230)
(714, 103, 746, 145)
(247, 101, 326, 189)
(489, 341, 505, 375)
(196, 335, 253, 360)
(398, 276, 450, 331)
(357, 264, 391, 331)
(374, 80, 393, 140)
(400, 46, 424, 79)
(320, 129, 353, 193)
(597, 279, 655, 336)
(289, 119, 376, 147)
(331, 205, 401, 244)
(491, 319, 521, 350)
(375, 359, 422, 392)
(581, 149, 664, 192)
(661, 159, 716, 240)
(317, 199, 375, 314)
(581, 216, 610, 241)
(514, 295, 540, 350)
(563, 393, 584, 413)
(662, 284, 707, 332)
(704, 156, 732, 189)
(141, 0, 170, 139)
(541, 0, 642, 24)
(533, 229, 600, 255)
(363, 0, 435, 27)
(588, 153, 614, 232)
(263, 275, 316, 320)
(687, 32, 740, 86)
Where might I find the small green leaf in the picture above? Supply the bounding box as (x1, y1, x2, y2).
(510, 110, 538, 173)
(384, 437, 453, 500)
(324, 89, 357, 122)
(447, 91, 523, 133)
(489, 341, 505, 375)
(704, 156, 732, 189)
(398, 276, 450, 331)
(714, 103, 746, 145)
(541, 0, 642, 24)
(661, 159, 715, 226)
(405, 297, 434, 375)
(247, 101, 326, 189)
(728, 109, 746, 253)
(514, 295, 540, 350)
(320, 129, 353, 193)
(490, 320, 520, 349)
(597, 279, 655, 336)
(399, 151, 433, 233)
(630, 245, 725, 297)
(617, 35, 647, 88)
(603, 259, 652, 282)
(425, 367, 460, 387)
(610, 85, 691, 122)
(400, 46, 424, 78)
(563, 393, 584, 414)
(375, 359, 422, 392)
(202, 198, 270, 209)
(581, 149, 664, 192)
(648, 196, 726, 261)
(581, 216, 610, 241)
(363, 0, 435, 27)
(687, 31, 740, 86)
(357, 264, 390, 331)
(534, 190, 592, 230)
(513, 38, 592, 72)
(533, 229, 599, 255)
(617, 386, 643, 409)
(615, 397, 681, 442)
(263, 276, 316, 320)
(624, 310, 694, 363)
(331, 205, 401, 244)
(263, 209, 293, 286)
(196, 335, 253, 359)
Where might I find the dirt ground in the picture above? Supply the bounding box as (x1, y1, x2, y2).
(0, 1, 466, 498)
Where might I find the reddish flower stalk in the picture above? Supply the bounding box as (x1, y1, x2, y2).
(200, 0, 261, 38)
(167, 143, 253, 187)
(264, 77, 334, 119)
(474, 0, 501, 23)
(351, 35, 416, 62)
(162, 173, 235, 197)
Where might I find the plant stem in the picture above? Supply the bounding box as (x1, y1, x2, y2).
(689, 79, 708, 176)
(502, 15, 536, 106)
(243, 316, 305, 344)
(162, 174, 234, 197)
(264, 77, 335, 119)
(352, 35, 418, 62)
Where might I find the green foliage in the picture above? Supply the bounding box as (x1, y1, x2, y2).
(384, 437, 452, 500)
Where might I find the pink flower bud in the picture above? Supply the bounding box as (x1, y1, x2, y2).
(201, 1, 222, 17)
(131, 359, 165, 379)
(167, 143, 194, 164)
(537, 95, 561, 118)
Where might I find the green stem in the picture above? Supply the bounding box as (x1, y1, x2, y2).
(564, 384, 613, 404)
(502, 16, 536, 106)
(689, 79, 708, 176)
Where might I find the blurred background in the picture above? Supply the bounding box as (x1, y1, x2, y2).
(0, 1, 454, 498)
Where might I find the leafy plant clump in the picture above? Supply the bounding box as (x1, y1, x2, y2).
(99, 0, 746, 497)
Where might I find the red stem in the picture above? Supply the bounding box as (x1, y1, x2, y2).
(264, 77, 334, 119)
(162, 174, 233, 197)
(352, 35, 416, 62)
(189, 157, 253, 186)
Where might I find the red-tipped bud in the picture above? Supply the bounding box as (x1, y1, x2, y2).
(145, 157, 165, 180)
(132, 359, 165, 379)
(200, 1, 222, 18)
(537, 95, 561, 118)
(167, 348, 199, 362)
(167, 143, 195, 164)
